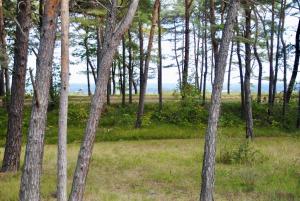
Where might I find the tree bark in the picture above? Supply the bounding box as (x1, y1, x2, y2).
(128, 30, 133, 104)
(122, 36, 126, 106)
(236, 27, 245, 118)
(57, 0, 69, 200)
(1, 0, 31, 172)
(202, 2, 208, 105)
(158, 0, 163, 110)
(244, 4, 254, 139)
(268, 0, 275, 115)
(19, 1, 60, 200)
(182, 0, 192, 97)
(286, 19, 300, 103)
(68, 1, 139, 200)
(135, 0, 160, 128)
(227, 42, 233, 95)
(200, 1, 239, 200)
(254, 12, 263, 104)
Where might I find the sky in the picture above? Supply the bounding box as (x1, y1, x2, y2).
(25, 5, 300, 94)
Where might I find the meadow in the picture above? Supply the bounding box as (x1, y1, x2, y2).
(0, 94, 299, 201)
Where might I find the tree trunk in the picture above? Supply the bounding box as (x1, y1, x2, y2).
(268, 0, 275, 115)
(254, 12, 263, 104)
(286, 19, 300, 103)
(1, 0, 31, 172)
(112, 62, 116, 95)
(174, 19, 182, 91)
(202, 2, 208, 105)
(209, 0, 219, 62)
(57, 0, 69, 200)
(135, 0, 160, 128)
(122, 36, 126, 106)
(200, 1, 239, 200)
(128, 30, 133, 104)
(227, 42, 233, 95)
(236, 27, 245, 118)
(244, 4, 254, 139)
(0, 0, 10, 108)
(138, 20, 144, 97)
(281, 0, 287, 116)
(158, 0, 163, 110)
(0, 70, 4, 96)
(19, 1, 60, 200)
(182, 0, 192, 97)
(68, 1, 139, 200)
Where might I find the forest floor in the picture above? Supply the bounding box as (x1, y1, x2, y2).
(0, 137, 299, 201)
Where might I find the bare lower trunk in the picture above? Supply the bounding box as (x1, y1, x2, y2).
(19, 1, 60, 200)
(1, 0, 31, 172)
(68, 1, 139, 200)
(236, 30, 245, 118)
(227, 42, 233, 94)
(244, 5, 254, 139)
(135, 0, 160, 128)
(128, 30, 133, 104)
(158, 1, 162, 110)
(122, 37, 126, 106)
(200, 1, 239, 200)
(57, 0, 69, 200)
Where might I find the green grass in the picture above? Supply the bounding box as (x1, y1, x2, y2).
(0, 137, 299, 200)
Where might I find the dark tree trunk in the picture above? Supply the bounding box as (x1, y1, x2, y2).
(281, 0, 287, 117)
(182, 0, 192, 97)
(107, 69, 111, 105)
(87, 58, 91, 96)
(268, 0, 275, 115)
(244, 4, 254, 139)
(1, 0, 31, 172)
(202, 2, 208, 105)
(128, 30, 133, 104)
(297, 86, 300, 128)
(68, 1, 139, 200)
(19, 0, 60, 200)
(0, 70, 4, 96)
(122, 36, 126, 106)
(158, 1, 162, 110)
(135, 0, 160, 128)
(286, 19, 300, 103)
(133, 79, 138, 94)
(200, 1, 239, 200)
(254, 12, 263, 104)
(209, 0, 218, 61)
(138, 19, 144, 95)
(193, 22, 200, 91)
(174, 19, 182, 91)
(236, 27, 245, 118)
(227, 42, 233, 94)
(112, 62, 116, 95)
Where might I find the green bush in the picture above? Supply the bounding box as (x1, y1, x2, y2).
(217, 140, 267, 165)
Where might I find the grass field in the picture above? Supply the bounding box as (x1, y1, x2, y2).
(0, 95, 300, 200)
(0, 137, 299, 201)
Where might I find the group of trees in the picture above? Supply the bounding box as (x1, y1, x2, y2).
(0, 0, 299, 200)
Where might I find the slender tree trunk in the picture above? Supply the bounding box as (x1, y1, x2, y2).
(174, 20, 182, 91)
(202, 3, 208, 104)
(87, 57, 91, 96)
(200, 1, 239, 200)
(244, 4, 254, 139)
(138, 20, 144, 96)
(0, 0, 10, 108)
(133, 79, 138, 94)
(0, 70, 4, 96)
(112, 62, 116, 95)
(297, 86, 300, 128)
(281, 0, 287, 116)
(182, 0, 192, 97)
(268, 0, 275, 115)
(128, 30, 133, 104)
(193, 23, 200, 91)
(1, 0, 31, 172)
(209, 0, 218, 60)
(19, 1, 60, 200)
(122, 37, 126, 106)
(236, 27, 245, 117)
(227, 42, 233, 95)
(158, 0, 163, 110)
(68, 1, 139, 200)
(286, 19, 300, 103)
(135, 0, 160, 128)
(107, 69, 111, 105)
(57, 0, 69, 200)
(254, 12, 263, 104)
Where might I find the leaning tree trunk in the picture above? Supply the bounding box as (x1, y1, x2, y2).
(1, 0, 31, 172)
(135, 0, 160, 128)
(19, 1, 60, 200)
(158, 0, 163, 110)
(57, 0, 69, 200)
(286, 19, 300, 103)
(68, 1, 139, 200)
(200, 1, 239, 200)
(244, 4, 254, 139)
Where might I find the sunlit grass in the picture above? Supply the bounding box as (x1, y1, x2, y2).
(0, 137, 299, 200)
